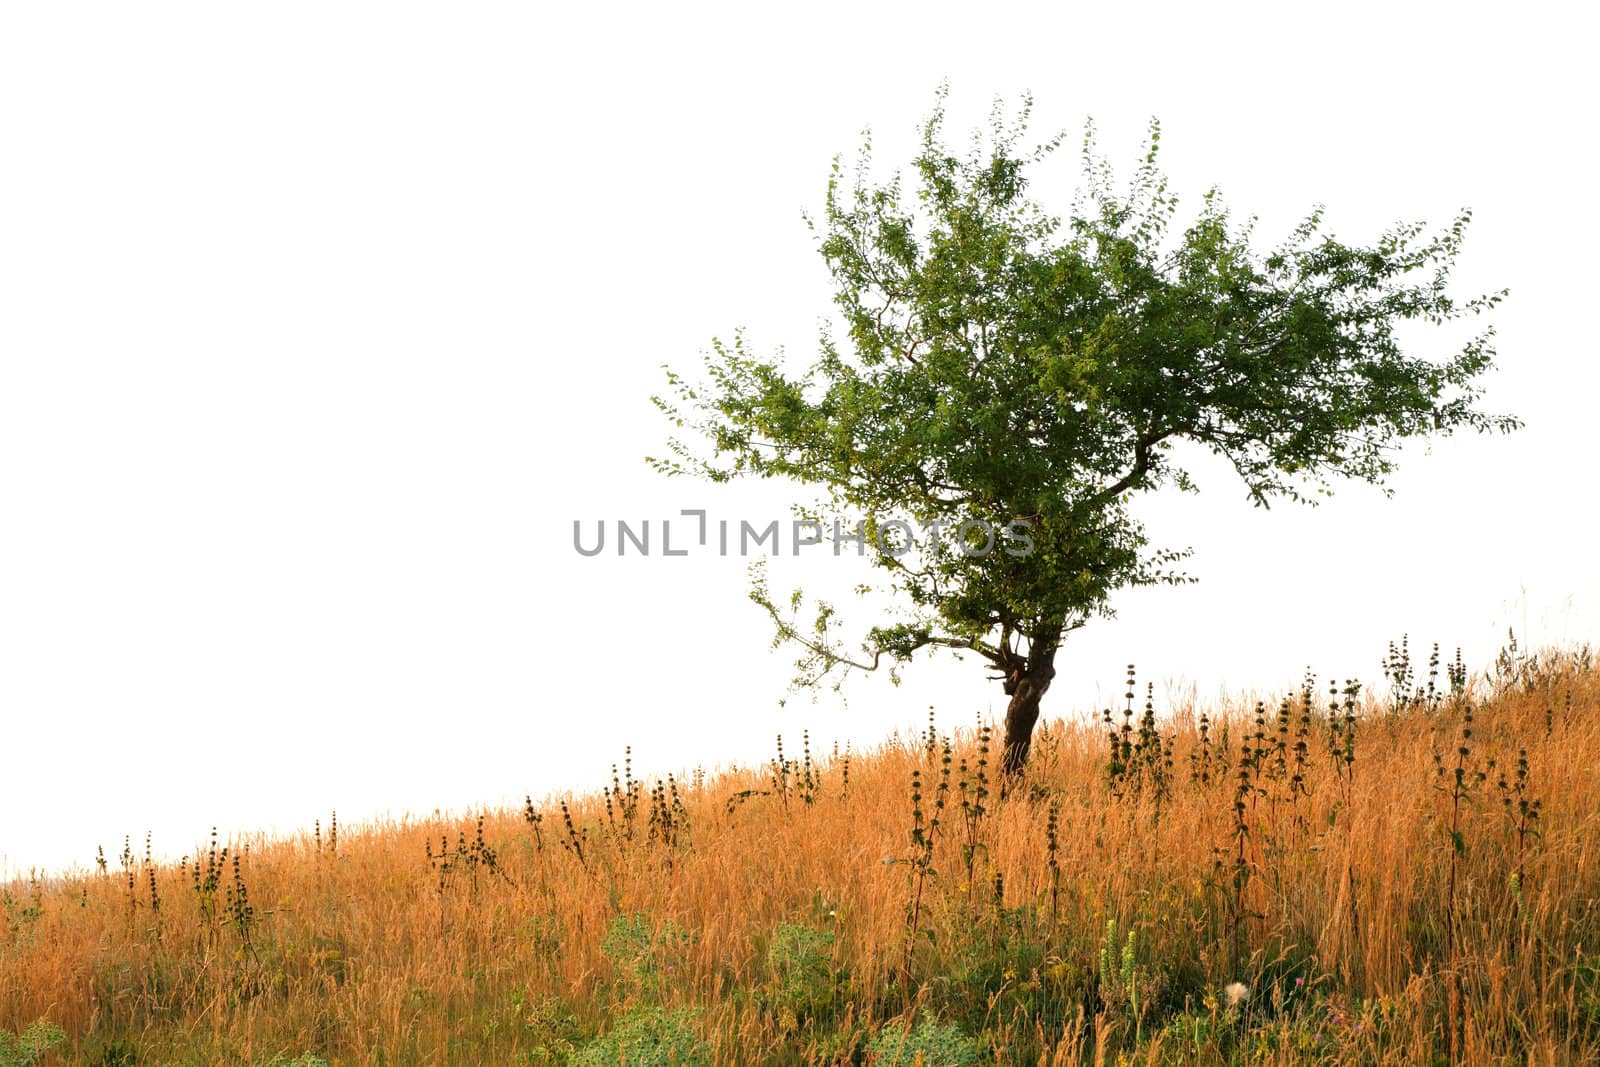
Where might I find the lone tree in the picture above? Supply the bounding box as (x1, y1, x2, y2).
(652, 92, 1517, 777)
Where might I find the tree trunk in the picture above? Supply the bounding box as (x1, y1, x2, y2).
(1001, 638, 1060, 780)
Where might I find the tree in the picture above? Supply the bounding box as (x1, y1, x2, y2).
(651, 91, 1518, 778)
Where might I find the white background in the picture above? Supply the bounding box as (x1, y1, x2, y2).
(2, 2, 1595, 874)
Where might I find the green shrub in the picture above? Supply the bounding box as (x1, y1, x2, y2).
(865, 1011, 980, 1067)
(601, 912, 691, 1001)
(510, 989, 581, 1062)
(570, 1006, 709, 1066)
(0, 1020, 65, 1067)
(764, 922, 841, 1023)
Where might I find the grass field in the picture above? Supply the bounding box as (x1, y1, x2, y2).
(3, 636, 1598, 1065)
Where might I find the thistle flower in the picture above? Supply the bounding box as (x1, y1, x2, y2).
(1224, 981, 1250, 1007)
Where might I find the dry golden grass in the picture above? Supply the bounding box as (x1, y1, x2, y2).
(2, 643, 1598, 1065)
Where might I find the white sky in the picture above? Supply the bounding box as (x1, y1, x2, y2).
(2, 2, 1596, 875)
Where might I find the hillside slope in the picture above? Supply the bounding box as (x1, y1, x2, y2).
(2, 641, 1598, 1065)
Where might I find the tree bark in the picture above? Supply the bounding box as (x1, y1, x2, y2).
(1000, 632, 1061, 780)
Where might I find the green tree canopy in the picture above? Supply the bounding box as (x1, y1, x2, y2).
(653, 91, 1518, 775)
